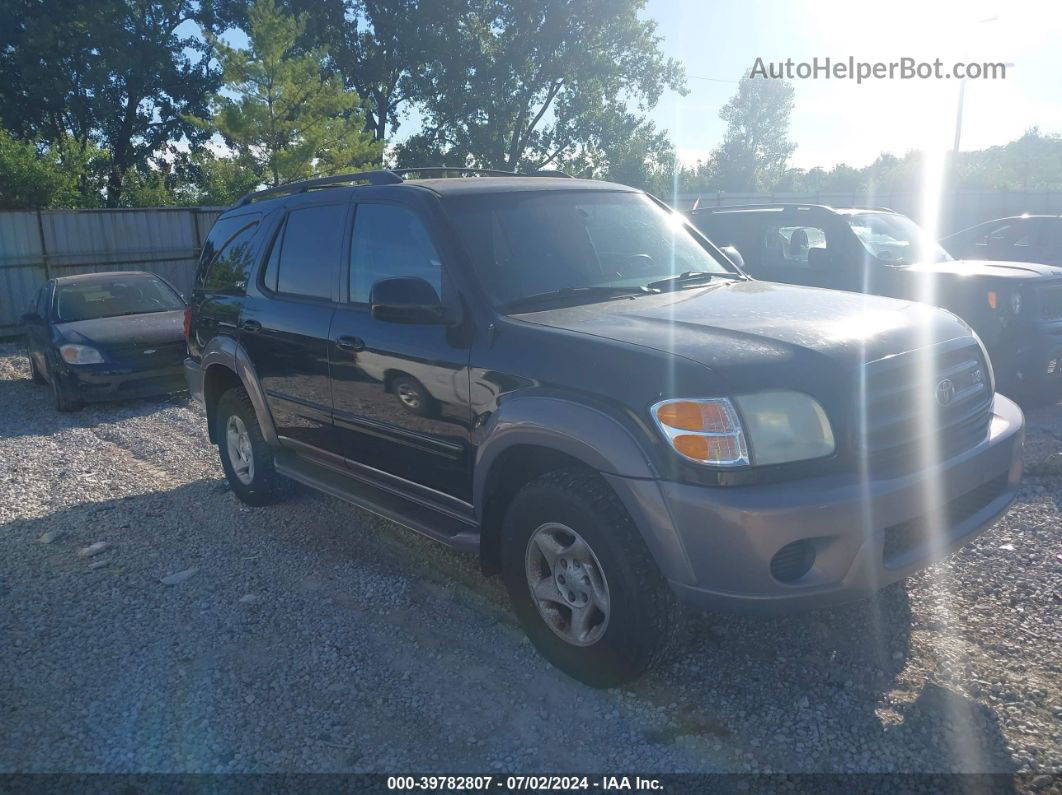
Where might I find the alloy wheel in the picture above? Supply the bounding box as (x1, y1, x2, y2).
(524, 522, 611, 647)
(225, 414, 255, 485)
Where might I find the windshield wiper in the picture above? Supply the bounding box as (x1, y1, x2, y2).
(502, 285, 649, 312)
(645, 271, 720, 292)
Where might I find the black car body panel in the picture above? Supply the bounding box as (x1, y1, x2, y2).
(689, 205, 1062, 397)
(186, 176, 1024, 613)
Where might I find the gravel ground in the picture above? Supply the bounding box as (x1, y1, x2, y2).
(0, 341, 1059, 775)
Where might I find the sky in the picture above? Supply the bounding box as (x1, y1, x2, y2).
(212, 0, 1062, 171)
(644, 0, 1062, 169)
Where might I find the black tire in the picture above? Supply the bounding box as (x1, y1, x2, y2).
(29, 355, 46, 384)
(391, 374, 433, 417)
(215, 387, 292, 506)
(500, 468, 679, 688)
(51, 370, 83, 412)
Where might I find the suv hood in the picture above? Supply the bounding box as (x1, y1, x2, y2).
(511, 280, 973, 394)
(906, 259, 1062, 281)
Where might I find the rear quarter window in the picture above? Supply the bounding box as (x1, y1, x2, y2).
(197, 213, 261, 294)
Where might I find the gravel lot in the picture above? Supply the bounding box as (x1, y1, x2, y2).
(0, 341, 1059, 775)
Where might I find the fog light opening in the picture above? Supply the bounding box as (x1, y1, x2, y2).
(769, 540, 816, 584)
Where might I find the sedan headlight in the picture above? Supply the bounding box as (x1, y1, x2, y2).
(1010, 290, 1022, 315)
(59, 344, 104, 365)
(652, 392, 834, 467)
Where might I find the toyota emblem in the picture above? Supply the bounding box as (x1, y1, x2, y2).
(935, 378, 956, 407)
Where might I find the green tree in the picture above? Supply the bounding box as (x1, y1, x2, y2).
(559, 113, 676, 195)
(299, 0, 458, 142)
(0, 0, 219, 206)
(393, 0, 685, 171)
(201, 0, 382, 187)
(173, 150, 265, 206)
(0, 131, 105, 209)
(711, 75, 795, 192)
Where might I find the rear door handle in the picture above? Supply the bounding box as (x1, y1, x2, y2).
(240, 319, 262, 332)
(336, 335, 365, 352)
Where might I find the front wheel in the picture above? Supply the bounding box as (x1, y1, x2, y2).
(51, 370, 82, 412)
(216, 387, 292, 506)
(29, 355, 46, 384)
(501, 469, 679, 688)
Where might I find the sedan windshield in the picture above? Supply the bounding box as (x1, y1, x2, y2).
(847, 212, 953, 265)
(55, 276, 184, 322)
(446, 190, 739, 309)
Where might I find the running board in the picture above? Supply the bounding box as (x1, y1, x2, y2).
(274, 451, 480, 553)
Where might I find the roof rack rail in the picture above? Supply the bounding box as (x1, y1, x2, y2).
(692, 203, 835, 213)
(530, 169, 573, 178)
(393, 166, 572, 179)
(235, 170, 403, 207)
(234, 165, 576, 206)
(390, 167, 517, 178)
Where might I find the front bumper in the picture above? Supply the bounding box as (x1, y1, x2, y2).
(63, 362, 187, 402)
(989, 320, 1062, 397)
(606, 393, 1024, 614)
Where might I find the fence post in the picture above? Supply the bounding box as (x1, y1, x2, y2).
(35, 208, 50, 280)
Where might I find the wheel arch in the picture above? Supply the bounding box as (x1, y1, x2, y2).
(474, 397, 694, 583)
(199, 336, 278, 446)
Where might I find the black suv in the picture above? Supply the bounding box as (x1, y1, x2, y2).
(942, 214, 1062, 266)
(185, 171, 1024, 686)
(689, 204, 1062, 398)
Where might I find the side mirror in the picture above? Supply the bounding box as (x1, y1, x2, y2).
(720, 245, 745, 270)
(370, 277, 448, 325)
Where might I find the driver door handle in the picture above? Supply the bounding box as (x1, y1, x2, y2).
(239, 319, 262, 332)
(336, 335, 365, 352)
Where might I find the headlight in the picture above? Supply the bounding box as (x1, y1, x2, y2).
(59, 344, 104, 365)
(1010, 291, 1022, 315)
(652, 392, 834, 467)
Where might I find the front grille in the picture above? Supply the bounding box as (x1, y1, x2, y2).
(107, 340, 186, 368)
(857, 339, 992, 472)
(1040, 286, 1062, 321)
(882, 474, 1007, 565)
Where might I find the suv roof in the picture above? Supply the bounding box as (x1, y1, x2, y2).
(233, 167, 634, 208)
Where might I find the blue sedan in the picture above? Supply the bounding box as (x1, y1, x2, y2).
(22, 271, 188, 411)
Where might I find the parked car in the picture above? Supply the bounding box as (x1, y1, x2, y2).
(185, 171, 1024, 687)
(941, 214, 1062, 266)
(689, 204, 1062, 399)
(22, 271, 188, 411)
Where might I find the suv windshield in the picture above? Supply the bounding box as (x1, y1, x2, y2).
(55, 276, 184, 322)
(847, 212, 952, 265)
(446, 190, 738, 309)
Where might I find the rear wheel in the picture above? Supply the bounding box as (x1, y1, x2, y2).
(216, 387, 292, 506)
(501, 468, 678, 688)
(29, 355, 46, 384)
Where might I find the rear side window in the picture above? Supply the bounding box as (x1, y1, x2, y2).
(198, 213, 260, 293)
(761, 224, 827, 270)
(272, 204, 347, 300)
(349, 204, 443, 303)
(202, 222, 259, 293)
